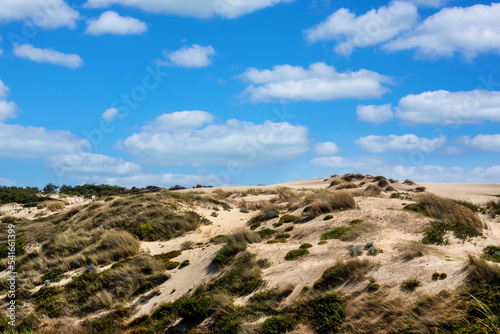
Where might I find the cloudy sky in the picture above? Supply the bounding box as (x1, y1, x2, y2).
(0, 0, 499, 188)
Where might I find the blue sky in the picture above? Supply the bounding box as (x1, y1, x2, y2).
(0, 0, 499, 188)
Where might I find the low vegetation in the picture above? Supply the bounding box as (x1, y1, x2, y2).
(285, 249, 309, 260)
(421, 220, 482, 245)
(314, 258, 371, 290)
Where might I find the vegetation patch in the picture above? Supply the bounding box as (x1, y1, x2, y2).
(401, 278, 421, 292)
(279, 215, 298, 224)
(323, 215, 333, 221)
(350, 219, 364, 225)
(483, 245, 500, 262)
(262, 315, 299, 334)
(298, 292, 346, 333)
(314, 258, 371, 290)
(321, 227, 350, 240)
(258, 228, 277, 239)
(285, 249, 309, 261)
(299, 243, 313, 249)
(212, 242, 247, 269)
(422, 221, 482, 245)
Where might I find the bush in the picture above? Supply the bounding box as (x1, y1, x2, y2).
(401, 278, 421, 292)
(0, 235, 26, 259)
(212, 242, 247, 268)
(368, 283, 380, 292)
(440, 273, 447, 280)
(165, 261, 180, 270)
(318, 241, 327, 245)
(180, 260, 190, 268)
(302, 191, 356, 220)
(347, 245, 363, 256)
(321, 227, 350, 240)
(323, 215, 333, 221)
(279, 215, 298, 224)
(37, 200, 66, 212)
(300, 243, 313, 249)
(262, 315, 298, 334)
(483, 245, 500, 262)
(367, 246, 383, 256)
(285, 249, 309, 261)
(275, 233, 290, 239)
(422, 221, 482, 245)
(273, 222, 284, 228)
(285, 226, 294, 232)
(301, 292, 346, 333)
(432, 272, 440, 281)
(175, 293, 211, 322)
(249, 210, 280, 225)
(250, 222, 261, 230)
(336, 182, 359, 190)
(258, 229, 277, 239)
(350, 219, 364, 225)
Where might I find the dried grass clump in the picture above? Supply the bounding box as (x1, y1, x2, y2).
(336, 182, 359, 190)
(37, 200, 66, 212)
(228, 230, 261, 244)
(405, 194, 483, 231)
(364, 184, 383, 196)
(84, 230, 140, 264)
(397, 241, 428, 261)
(314, 258, 372, 290)
(42, 233, 92, 258)
(302, 190, 356, 220)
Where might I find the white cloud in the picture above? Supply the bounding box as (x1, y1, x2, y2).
(84, 0, 292, 19)
(0, 123, 90, 160)
(384, 2, 500, 59)
(13, 44, 83, 69)
(161, 44, 216, 68)
(0, 0, 79, 29)
(141, 110, 215, 132)
(85, 11, 147, 35)
(0, 178, 16, 186)
(87, 172, 225, 188)
(314, 142, 340, 156)
(357, 104, 393, 125)
(395, 90, 500, 125)
(117, 112, 309, 167)
(459, 134, 500, 152)
(239, 62, 391, 103)
(355, 134, 446, 153)
(46, 153, 142, 177)
(310, 155, 500, 183)
(102, 108, 124, 121)
(304, 1, 417, 56)
(0, 79, 19, 122)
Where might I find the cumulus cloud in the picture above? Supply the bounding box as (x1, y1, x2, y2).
(101, 108, 124, 121)
(13, 44, 83, 69)
(141, 110, 215, 132)
(0, 79, 19, 122)
(355, 134, 446, 153)
(0, 123, 90, 160)
(395, 90, 500, 125)
(304, 1, 417, 55)
(357, 104, 393, 125)
(0, 0, 79, 29)
(411, 0, 449, 8)
(458, 134, 500, 152)
(46, 153, 142, 177)
(160, 44, 216, 68)
(117, 112, 309, 167)
(384, 2, 500, 59)
(239, 62, 391, 103)
(310, 155, 500, 183)
(85, 11, 147, 35)
(314, 142, 340, 156)
(84, 0, 292, 19)
(85, 172, 225, 188)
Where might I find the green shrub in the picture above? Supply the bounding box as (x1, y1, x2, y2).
(321, 227, 350, 240)
(250, 222, 261, 230)
(165, 261, 180, 270)
(285, 249, 309, 260)
(34, 286, 65, 317)
(350, 219, 364, 225)
(134, 222, 156, 240)
(275, 233, 290, 239)
(285, 226, 294, 232)
(368, 283, 380, 292)
(41, 268, 64, 282)
(279, 215, 298, 224)
(212, 242, 247, 268)
(273, 222, 284, 228)
(0, 235, 26, 259)
(483, 245, 500, 262)
(154, 250, 182, 262)
(432, 272, 440, 280)
(175, 293, 211, 322)
(180, 260, 190, 268)
(262, 315, 298, 334)
(401, 278, 421, 292)
(300, 243, 313, 249)
(422, 221, 482, 245)
(258, 228, 277, 239)
(318, 241, 327, 245)
(440, 273, 447, 280)
(367, 246, 383, 256)
(301, 292, 346, 333)
(323, 215, 333, 221)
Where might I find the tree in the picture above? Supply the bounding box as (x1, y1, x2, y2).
(43, 183, 59, 194)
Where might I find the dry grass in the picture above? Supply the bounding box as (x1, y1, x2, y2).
(336, 182, 359, 190)
(42, 233, 93, 258)
(314, 258, 372, 290)
(228, 230, 261, 244)
(37, 200, 66, 212)
(84, 230, 140, 264)
(302, 190, 356, 220)
(396, 241, 429, 261)
(405, 194, 483, 231)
